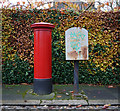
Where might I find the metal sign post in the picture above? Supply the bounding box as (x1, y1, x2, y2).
(74, 60, 79, 95)
(65, 27, 88, 95)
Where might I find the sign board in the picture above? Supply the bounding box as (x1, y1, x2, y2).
(65, 27, 88, 60)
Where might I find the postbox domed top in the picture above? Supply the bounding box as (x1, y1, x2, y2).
(31, 22, 55, 29)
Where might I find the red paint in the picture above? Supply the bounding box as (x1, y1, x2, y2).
(31, 22, 55, 79)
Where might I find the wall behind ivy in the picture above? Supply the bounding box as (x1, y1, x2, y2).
(2, 9, 120, 85)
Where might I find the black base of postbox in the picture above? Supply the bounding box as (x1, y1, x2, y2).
(33, 78, 52, 95)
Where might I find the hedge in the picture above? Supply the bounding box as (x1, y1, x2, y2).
(2, 9, 120, 85)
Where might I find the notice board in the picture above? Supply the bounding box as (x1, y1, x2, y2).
(65, 27, 88, 60)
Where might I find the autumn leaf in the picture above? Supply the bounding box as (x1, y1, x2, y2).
(57, 95, 62, 98)
(102, 104, 111, 109)
(76, 105, 82, 108)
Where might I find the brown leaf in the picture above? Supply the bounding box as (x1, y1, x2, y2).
(102, 104, 111, 109)
(108, 85, 114, 88)
(21, 83, 28, 85)
(33, 106, 37, 108)
(70, 91, 74, 93)
(57, 95, 62, 98)
(76, 105, 82, 108)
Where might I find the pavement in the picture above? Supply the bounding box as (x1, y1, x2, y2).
(2, 84, 120, 106)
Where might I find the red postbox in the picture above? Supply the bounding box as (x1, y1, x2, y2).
(31, 22, 55, 94)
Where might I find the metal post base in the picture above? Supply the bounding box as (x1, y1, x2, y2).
(33, 78, 52, 95)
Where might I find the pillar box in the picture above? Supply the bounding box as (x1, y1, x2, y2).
(31, 22, 55, 95)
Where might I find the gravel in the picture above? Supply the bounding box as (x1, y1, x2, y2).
(1, 105, 119, 111)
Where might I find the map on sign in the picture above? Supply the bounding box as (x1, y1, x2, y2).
(65, 27, 88, 60)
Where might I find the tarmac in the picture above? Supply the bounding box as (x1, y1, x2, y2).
(2, 84, 120, 106)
